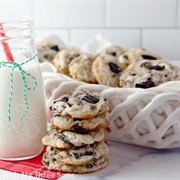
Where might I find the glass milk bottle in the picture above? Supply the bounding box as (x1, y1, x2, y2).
(0, 17, 47, 160)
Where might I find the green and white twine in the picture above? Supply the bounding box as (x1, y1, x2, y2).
(0, 52, 38, 122)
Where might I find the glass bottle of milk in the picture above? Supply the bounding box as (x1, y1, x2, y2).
(0, 17, 47, 160)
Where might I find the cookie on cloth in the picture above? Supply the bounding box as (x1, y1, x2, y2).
(51, 113, 109, 132)
(120, 59, 180, 88)
(92, 55, 126, 87)
(53, 49, 80, 76)
(36, 39, 60, 63)
(42, 154, 108, 173)
(100, 45, 126, 58)
(49, 89, 109, 118)
(119, 48, 162, 68)
(45, 141, 108, 166)
(69, 53, 96, 83)
(42, 128, 105, 149)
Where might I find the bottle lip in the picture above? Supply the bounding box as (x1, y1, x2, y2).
(0, 16, 32, 24)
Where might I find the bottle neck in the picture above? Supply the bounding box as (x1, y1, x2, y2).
(0, 17, 33, 41)
(0, 17, 35, 62)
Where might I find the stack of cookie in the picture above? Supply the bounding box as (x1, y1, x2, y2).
(42, 88, 110, 173)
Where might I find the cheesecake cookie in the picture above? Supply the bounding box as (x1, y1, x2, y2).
(120, 59, 180, 88)
(42, 154, 108, 173)
(92, 55, 126, 87)
(49, 89, 109, 118)
(53, 49, 80, 76)
(101, 45, 126, 58)
(51, 113, 109, 132)
(36, 40, 60, 63)
(42, 128, 105, 149)
(45, 141, 108, 166)
(119, 48, 162, 68)
(69, 53, 96, 83)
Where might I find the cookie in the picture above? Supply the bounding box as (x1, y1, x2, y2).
(49, 89, 109, 118)
(42, 128, 105, 149)
(36, 40, 60, 63)
(119, 48, 162, 68)
(45, 141, 108, 166)
(53, 49, 80, 76)
(51, 113, 109, 132)
(101, 45, 126, 58)
(92, 55, 126, 87)
(120, 59, 180, 88)
(42, 154, 108, 173)
(69, 53, 96, 83)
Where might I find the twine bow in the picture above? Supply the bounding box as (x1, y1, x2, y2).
(0, 52, 38, 121)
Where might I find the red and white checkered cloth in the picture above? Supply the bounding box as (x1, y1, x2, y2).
(0, 148, 64, 179)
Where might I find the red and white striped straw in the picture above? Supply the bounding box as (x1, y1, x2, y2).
(0, 22, 14, 62)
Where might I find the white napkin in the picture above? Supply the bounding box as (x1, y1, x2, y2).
(40, 61, 56, 73)
(80, 34, 112, 55)
(35, 34, 67, 48)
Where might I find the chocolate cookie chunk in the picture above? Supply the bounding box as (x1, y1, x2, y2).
(119, 48, 162, 68)
(51, 113, 109, 132)
(36, 40, 60, 63)
(45, 141, 108, 166)
(92, 55, 126, 87)
(42, 128, 105, 149)
(69, 53, 96, 83)
(49, 89, 109, 118)
(120, 59, 180, 88)
(100, 45, 126, 58)
(42, 154, 108, 173)
(53, 49, 80, 76)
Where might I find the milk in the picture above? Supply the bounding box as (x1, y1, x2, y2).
(0, 54, 47, 159)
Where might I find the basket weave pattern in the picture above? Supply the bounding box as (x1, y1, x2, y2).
(44, 73, 180, 149)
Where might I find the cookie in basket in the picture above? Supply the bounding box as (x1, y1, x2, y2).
(119, 48, 162, 68)
(92, 54, 126, 87)
(36, 39, 60, 63)
(69, 53, 96, 83)
(42, 153, 108, 173)
(100, 45, 126, 58)
(45, 141, 108, 166)
(120, 59, 180, 88)
(53, 49, 80, 76)
(49, 89, 109, 118)
(51, 113, 109, 132)
(42, 128, 105, 149)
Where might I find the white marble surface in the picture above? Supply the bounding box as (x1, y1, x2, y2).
(0, 140, 180, 180)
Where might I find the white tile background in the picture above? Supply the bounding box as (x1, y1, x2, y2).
(0, 0, 180, 60)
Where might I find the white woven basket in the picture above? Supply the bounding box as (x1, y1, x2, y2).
(42, 67, 180, 149)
